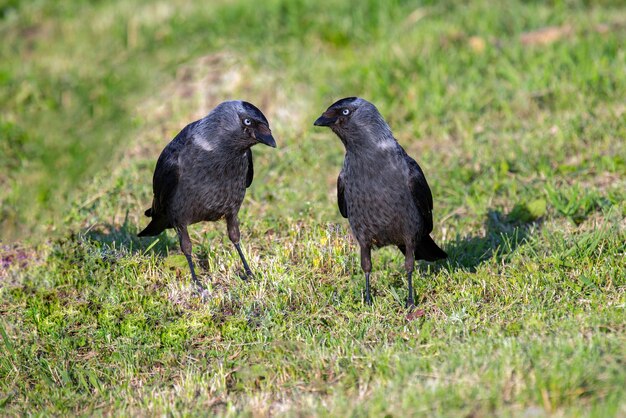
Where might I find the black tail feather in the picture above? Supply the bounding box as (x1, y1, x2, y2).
(414, 235, 447, 262)
(138, 216, 168, 237)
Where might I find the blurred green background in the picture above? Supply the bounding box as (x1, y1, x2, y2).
(2, 0, 624, 242)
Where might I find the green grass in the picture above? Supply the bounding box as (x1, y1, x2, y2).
(1, 0, 625, 416)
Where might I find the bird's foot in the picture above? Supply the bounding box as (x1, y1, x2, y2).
(406, 299, 416, 310)
(197, 287, 210, 302)
(405, 306, 426, 321)
(238, 269, 255, 281)
(191, 275, 210, 301)
(191, 282, 210, 302)
(364, 293, 373, 306)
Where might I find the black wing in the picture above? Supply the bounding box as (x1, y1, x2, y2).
(401, 148, 434, 234)
(151, 123, 194, 216)
(337, 170, 348, 218)
(246, 149, 254, 188)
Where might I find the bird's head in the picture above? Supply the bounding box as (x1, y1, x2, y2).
(211, 100, 276, 150)
(314, 97, 389, 148)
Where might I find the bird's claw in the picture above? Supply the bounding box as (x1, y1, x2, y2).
(239, 270, 255, 281)
(192, 282, 210, 302)
(191, 275, 210, 301)
(198, 288, 210, 302)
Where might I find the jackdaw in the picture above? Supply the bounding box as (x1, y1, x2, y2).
(314, 97, 446, 307)
(139, 100, 276, 290)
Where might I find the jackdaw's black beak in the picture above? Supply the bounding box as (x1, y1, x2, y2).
(255, 125, 276, 148)
(257, 133, 276, 148)
(314, 114, 337, 127)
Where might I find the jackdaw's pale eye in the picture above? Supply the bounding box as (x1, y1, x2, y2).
(139, 100, 275, 295)
(313, 96, 447, 308)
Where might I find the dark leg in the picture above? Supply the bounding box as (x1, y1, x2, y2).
(234, 243, 253, 279)
(226, 215, 253, 279)
(404, 242, 416, 308)
(177, 226, 205, 292)
(360, 245, 372, 305)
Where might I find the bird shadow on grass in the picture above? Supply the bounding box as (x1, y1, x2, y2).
(82, 214, 249, 280)
(426, 208, 543, 274)
(83, 214, 178, 258)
